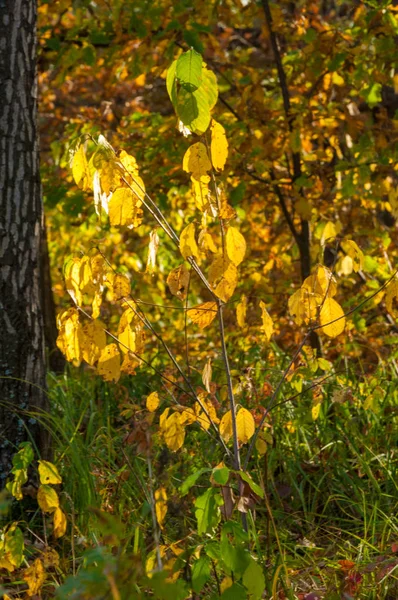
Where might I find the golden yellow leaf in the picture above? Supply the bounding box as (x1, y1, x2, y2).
(154, 487, 168, 529)
(180, 222, 199, 260)
(219, 410, 233, 443)
(120, 353, 139, 374)
(56, 308, 83, 365)
(198, 230, 217, 254)
(236, 408, 255, 444)
(191, 175, 211, 212)
(386, 279, 398, 314)
(119, 150, 139, 177)
(321, 221, 337, 244)
(226, 227, 246, 266)
(167, 264, 190, 300)
(339, 255, 353, 275)
(188, 302, 218, 329)
(288, 287, 321, 326)
(312, 403, 321, 420)
(182, 142, 211, 178)
(79, 255, 96, 295)
(202, 359, 212, 393)
(53, 507, 67, 539)
(214, 262, 238, 302)
(72, 145, 91, 191)
(163, 412, 185, 451)
(23, 559, 46, 597)
(37, 485, 59, 513)
(341, 239, 364, 272)
(319, 297, 345, 337)
(302, 265, 336, 298)
(98, 159, 121, 195)
(97, 343, 121, 382)
(38, 461, 62, 485)
(236, 295, 247, 328)
(64, 256, 83, 305)
(113, 273, 131, 300)
(146, 391, 160, 412)
(259, 301, 273, 341)
(81, 319, 106, 366)
(210, 120, 228, 171)
(108, 187, 135, 227)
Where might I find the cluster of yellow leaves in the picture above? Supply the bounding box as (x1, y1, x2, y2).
(72, 140, 144, 228)
(219, 407, 255, 445)
(288, 264, 345, 337)
(36, 461, 67, 539)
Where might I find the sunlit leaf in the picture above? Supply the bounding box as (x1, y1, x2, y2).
(72, 145, 91, 191)
(146, 391, 160, 412)
(180, 222, 199, 260)
(167, 264, 190, 300)
(210, 120, 228, 171)
(219, 410, 233, 443)
(319, 297, 345, 337)
(37, 485, 59, 513)
(188, 302, 218, 328)
(182, 142, 211, 178)
(154, 487, 168, 529)
(259, 301, 273, 341)
(226, 227, 246, 266)
(38, 460, 62, 485)
(176, 48, 202, 91)
(163, 412, 185, 452)
(97, 343, 121, 382)
(236, 408, 255, 444)
(53, 507, 67, 539)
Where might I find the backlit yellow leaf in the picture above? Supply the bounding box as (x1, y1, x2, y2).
(72, 145, 91, 191)
(81, 319, 106, 365)
(219, 410, 233, 443)
(182, 142, 212, 178)
(155, 487, 168, 529)
(259, 301, 273, 341)
(202, 359, 212, 393)
(113, 273, 131, 300)
(37, 485, 59, 513)
(319, 297, 345, 337)
(56, 308, 83, 364)
(198, 230, 217, 253)
(180, 222, 199, 260)
(146, 391, 160, 412)
(236, 295, 247, 328)
(163, 412, 185, 451)
(53, 507, 67, 539)
(312, 403, 321, 420)
(210, 120, 228, 171)
(341, 239, 364, 272)
(226, 227, 246, 266)
(64, 256, 83, 305)
(119, 150, 139, 177)
(108, 187, 135, 227)
(188, 302, 218, 328)
(23, 558, 46, 597)
(167, 264, 190, 300)
(97, 343, 121, 382)
(191, 175, 211, 212)
(236, 408, 255, 444)
(38, 461, 62, 485)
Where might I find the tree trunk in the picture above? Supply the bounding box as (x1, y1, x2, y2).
(0, 0, 48, 479)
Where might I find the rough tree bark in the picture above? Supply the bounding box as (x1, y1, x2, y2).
(0, 0, 48, 479)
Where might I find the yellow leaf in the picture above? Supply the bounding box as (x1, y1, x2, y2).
(119, 150, 139, 177)
(79, 255, 96, 295)
(72, 145, 91, 191)
(154, 487, 168, 529)
(259, 301, 273, 341)
(38, 461, 62, 485)
(53, 507, 67, 539)
(81, 319, 106, 365)
(321, 221, 337, 244)
(113, 273, 131, 300)
(236, 295, 247, 328)
(226, 227, 246, 266)
(97, 343, 121, 382)
(108, 187, 135, 227)
(97, 158, 121, 195)
(182, 142, 211, 178)
(159, 407, 171, 431)
(64, 256, 83, 305)
(386, 279, 398, 314)
(341, 239, 364, 272)
(214, 262, 238, 302)
(303, 265, 336, 298)
(118, 316, 138, 355)
(312, 403, 321, 420)
(163, 412, 185, 451)
(146, 391, 160, 412)
(121, 353, 139, 374)
(219, 410, 233, 443)
(191, 175, 211, 212)
(210, 120, 228, 171)
(37, 485, 59, 513)
(202, 359, 212, 393)
(319, 297, 345, 337)
(198, 230, 217, 254)
(23, 558, 46, 597)
(167, 264, 190, 300)
(188, 302, 218, 329)
(146, 230, 160, 273)
(180, 222, 199, 260)
(56, 308, 83, 364)
(236, 408, 255, 444)
(339, 255, 353, 275)
(0, 524, 24, 571)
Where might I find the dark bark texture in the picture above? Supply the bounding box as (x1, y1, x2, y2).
(0, 0, 48, 479)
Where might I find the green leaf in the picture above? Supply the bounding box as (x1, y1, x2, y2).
(366, 82, 382, 108)
(166, 59, 177, 105)
(201, 68, 218, 110)
(195, 488, 222, 535)
(192, 555, 211, 593)
(221, 583, 247, 599)
(220, 538, 251, 578)
(243, 558, 265, 599)
(180, 468, 211, 496)
(238, 471, 264, 498)
(176, 87, 211, 134)
(212, 465, 230, 485)
(11, 442, 34, 471)
(176, 48, 202, 91)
